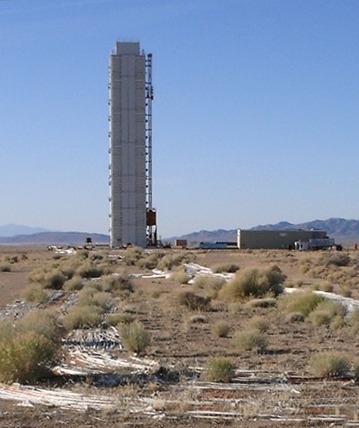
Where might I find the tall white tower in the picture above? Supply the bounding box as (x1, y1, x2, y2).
(108, 41, 155, 247)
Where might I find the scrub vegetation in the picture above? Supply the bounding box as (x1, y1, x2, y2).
(1, 246, 359, 427)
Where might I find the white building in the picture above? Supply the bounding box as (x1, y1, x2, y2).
(108, 42, 153, 248)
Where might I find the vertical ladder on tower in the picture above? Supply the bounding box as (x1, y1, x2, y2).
(145, 53, 157, 246)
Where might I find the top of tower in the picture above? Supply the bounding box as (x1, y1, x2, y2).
(114, 41, 140, 55)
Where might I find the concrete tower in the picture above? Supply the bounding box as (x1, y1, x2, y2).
(108, 41, 155, 248)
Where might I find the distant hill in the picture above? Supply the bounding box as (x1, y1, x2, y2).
(2, 218, 359, 246)
(0, 224, 49, 237)
(0, 231, 109, 245)
(168, 218, 359, 245)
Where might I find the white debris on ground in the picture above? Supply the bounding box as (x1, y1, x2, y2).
(0, 383, 128, 412)
(55, 347, 160, 376)
(183, 263, 235, 283)
(65, 326, 122, 350)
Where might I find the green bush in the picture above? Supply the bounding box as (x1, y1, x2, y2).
(205, 357, 234, 383)
(211, 263, 239, 273)
(17, 309, 63, 343)
(136, 253, 161, 270)
(219, 266, 285, 301)
(28, 267, 47, 285)
(308, 352, 350, 378)
(178, 291, 211, 311)
(101, 273, 133, 294)
(193, 275, 226, 293)
(0, 313, 62, 384)
(63, 275, 84, 292)
(170, 269, 191, 285)
(105, 313, 136, 326)
(124, 246, 144, 265)
(278, 291, 324, 317)
(233, 329, 268, 353)
(76, 262, 104, 279)
(157, 251, 196, 271)
(63, 305, 103, 330)
(308, 300, 346, 327)
(23, 285, 49, 304)
(212, 321, 230, 338)
(44, 270, 67, 289)
(119, 321, 150, 355)
(77, 288, 113, 313)
(0, 331, 59, 383)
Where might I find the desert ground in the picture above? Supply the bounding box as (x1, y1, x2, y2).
(1, 245, 359, 427)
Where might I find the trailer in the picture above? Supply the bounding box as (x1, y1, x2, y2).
(294, 238, 336, 251)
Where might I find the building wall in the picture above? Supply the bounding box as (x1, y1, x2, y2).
(109, 42, 146, 247)
(237, 229, 327, 249)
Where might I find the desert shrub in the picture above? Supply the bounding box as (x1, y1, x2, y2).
(233, 329, 268, 353)
(170, 269, 191, 285)
(23, 284, 49, 304)
(188, 314, 207, 324)
(308, 352, 350, 378)
(193, 275, 226, 292)
(348, 308, 359, 328)
(136, 252, 160, 270)
(124, 246, 144, 265)
(205, 357, 234, 383)
(178, 291, 211, 311)
(0, 264, 11, 272)
(17, 309, 63, 343)
(308, 309, 332, 327)
(74, 249, 89, 260)
(89, 252, 104, 261)
(28, 267, 48, 285)
(278, 291, 324, 317)
(63, 275, 84, 292)
(340, 287, 352, 298)
(44, 270, 67, 289)
(212, 321, 230, 338)
(247, 297, 277, 308)
(285, 312, 305, 323)
(101, 273, 133, 294)
(314, 281, 334, 292)
(63, 305, 103, 330)
(90, 292, 114, 311)
(248, 316, 269, 333)
(105, 313, 136, 326)
(157, 251, 196, 271)
(353, 360, 359, 381)
(324, 253, 351, 267)
(58, 262, 77, 280)
(219, 266, 285, 302)
(308, 300, 346, 327)
(77, 289, 113, 312)
(0, 331, 59, 383)
(118, 321, 150, 355)
(211, 263, 240, 273)
(76, 262, 104, 279)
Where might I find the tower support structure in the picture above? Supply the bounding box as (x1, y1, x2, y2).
(109, 41, 156, 248)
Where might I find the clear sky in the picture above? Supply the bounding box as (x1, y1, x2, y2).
(1, 0, 359, 238)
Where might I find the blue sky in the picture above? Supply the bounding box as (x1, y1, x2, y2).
(1, 0, 358, 238)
